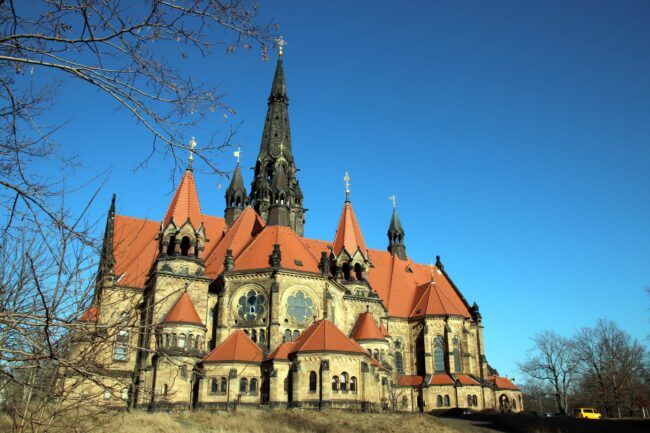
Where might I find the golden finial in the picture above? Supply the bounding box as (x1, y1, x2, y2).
(389, 194, 397, 209)
(233, 146, 241, 163)
(277, 35, 287, 58)
(344, 172, 351, 202)
(188, 136, 197, 169)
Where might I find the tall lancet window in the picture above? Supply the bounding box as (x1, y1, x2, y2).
(453, 336, 462, 373)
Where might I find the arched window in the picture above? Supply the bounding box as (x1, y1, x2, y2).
(180, 365, 187, 380)
(251, 329, 257, 343)
(220, 377, 228, 393)
(395, 351, 404, 374)
(309, 371, 317, 392)
(433, 335, 445, 372)
(178, 334, 186, 349)
(373, 349, 379, 359)
(180, 236, 190, 256)
(444, 395, 450, 406)
(165, 334, 170, 348)
(331, 376, 339, 391)
(350, 376, 357, 393)
(401, 396, 408, 409)
(259, 329, 266, 346)
(512, 398, 517, 409)
(210, 378, 218, 394)
(342, 263, 351, 280)
(340, 373, 348, 392)
(453, 336, 462, 373)
(239, 378, 248, 394)
(187, 334, 193, 350)
(467, 394, 473, 407)
(195, 336, 201, 350)
(354, 263, 363, 280)
(293, 330, 300, 340)
(166, 235, 176, 255)
(436, 395, 443, 407)
(472, 395, 478, 407)
(284, 329, 292, 342)
(171, 334, 177, 348)
(250, 378, 258, 395)
(367, 349, 372, 356)
(395, 339, 402, 350)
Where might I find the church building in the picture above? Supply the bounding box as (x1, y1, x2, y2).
(71, 49, 522, 413)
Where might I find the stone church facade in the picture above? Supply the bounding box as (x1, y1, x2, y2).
(70, 53, 522, 413)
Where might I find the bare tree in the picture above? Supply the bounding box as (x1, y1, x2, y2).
(518, 330, 578, 415)
(574, 319, 648, 418)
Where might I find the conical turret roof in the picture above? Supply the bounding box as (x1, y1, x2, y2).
(203, 330, 263, 363)
(350, 312, 387, 341)
(333, 201, 367, 256)
(388, 208, 404, 237)
(226, 162, 247, 196)
(163, 169, 202, 228)
(164, 291, 203, 325)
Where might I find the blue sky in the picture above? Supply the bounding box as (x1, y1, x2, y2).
(38, 1, 649, 378)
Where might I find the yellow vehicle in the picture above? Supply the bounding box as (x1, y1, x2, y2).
(572, 408, 602, 419)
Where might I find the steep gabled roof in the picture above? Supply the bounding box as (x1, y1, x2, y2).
(163, 169, 202, 228)
(164, 292, 203, 325)
(235, 225, 320, 273)
(410, 279, 470, 318)
(290, 320, 368, 355)
(489, 376, 519, 390)
(456, 374, 480, 386)
(429, 373, 455, 385)
(350, 312, 386, 341)
(332, 202, 367, 256)
(203, 330, 263, 363)
(203, 207, 265, 278)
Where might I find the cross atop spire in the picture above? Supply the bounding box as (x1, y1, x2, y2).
(344, 172, 351, 202)
(389, 194, 397, 209)
(188, 136, 197, 169)
(233, 146, 241, 163)
(276, 35, 287, 58)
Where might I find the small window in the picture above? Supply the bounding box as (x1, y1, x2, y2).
(350, 376, 357, 393)
(163, 384, 168, 396)
(373, 349, 379, 360)
(284, 378, 288, 394)
(178, 334, 186, 349)
(395, 351, 404, 374)
(239, 378, 248, 394)
(309, 371, 317, 392)
(293, 330, 300, 340)
(444, 395, 450, 406)
(436, 395, 443, 407)
(340, 373, 348, 392)
(171, 334, 177, 348)
(472, 395, 478, 407)
(284, 329, 292, 342)
(251, 329, 257, 343)
(250, 378, 258, 395)
(210, 378, 218, 394)
(467, 395, 473, 407)
(220, 377, 228, 393)
(113, 330, 130, 361)
(259, 329, 266, 346)
(331, 376, 339, 392)
(187, 334, 193, 350)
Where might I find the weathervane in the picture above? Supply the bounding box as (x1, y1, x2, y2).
(344, 172, 350, 202)
(188, 136, 197, 169)
(389, 194, 397, 209)
(277, 35, 286, 58)
(233, 146, 241, 163)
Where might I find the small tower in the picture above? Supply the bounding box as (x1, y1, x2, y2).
(387, 195, 406, 260)
(224, 154, 248, 225)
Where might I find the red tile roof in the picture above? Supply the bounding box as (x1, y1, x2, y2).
(235, 225, 320, 273)
(489, 376, 519, 390)
(163, 169, 202, 228)
(332, 202, 367, 256)
(370, 357, 386, 370)
(79, 306, 99, 322)
(203, 330, 263, 363)
(290, 320, 369, 355)
(397, 375, 424, 387)
(163, 292, 203, 325)
(264, 342, 296, 361)
(411, 280, 470, 318)
(429, 373, 455, 385)
(350, 312, 386, 341)
(456, 374, 480, 386)
(113, 215, 159, 289)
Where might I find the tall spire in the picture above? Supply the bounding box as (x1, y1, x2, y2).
(387, 202, 406, 260)
(224, 152, 248, 225)
(163, 169, 202, 229)
(249, 48, 306, 235)
(95, 194, 116, 299)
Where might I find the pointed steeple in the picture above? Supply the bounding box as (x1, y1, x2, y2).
(95, 194, 116, 299)
(163, 169, 202, 229)
(249, 54, 306, 235)
(224, 161, 248, 225)
(333, 201, 367, 257)
(387, 207, 406, 260)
